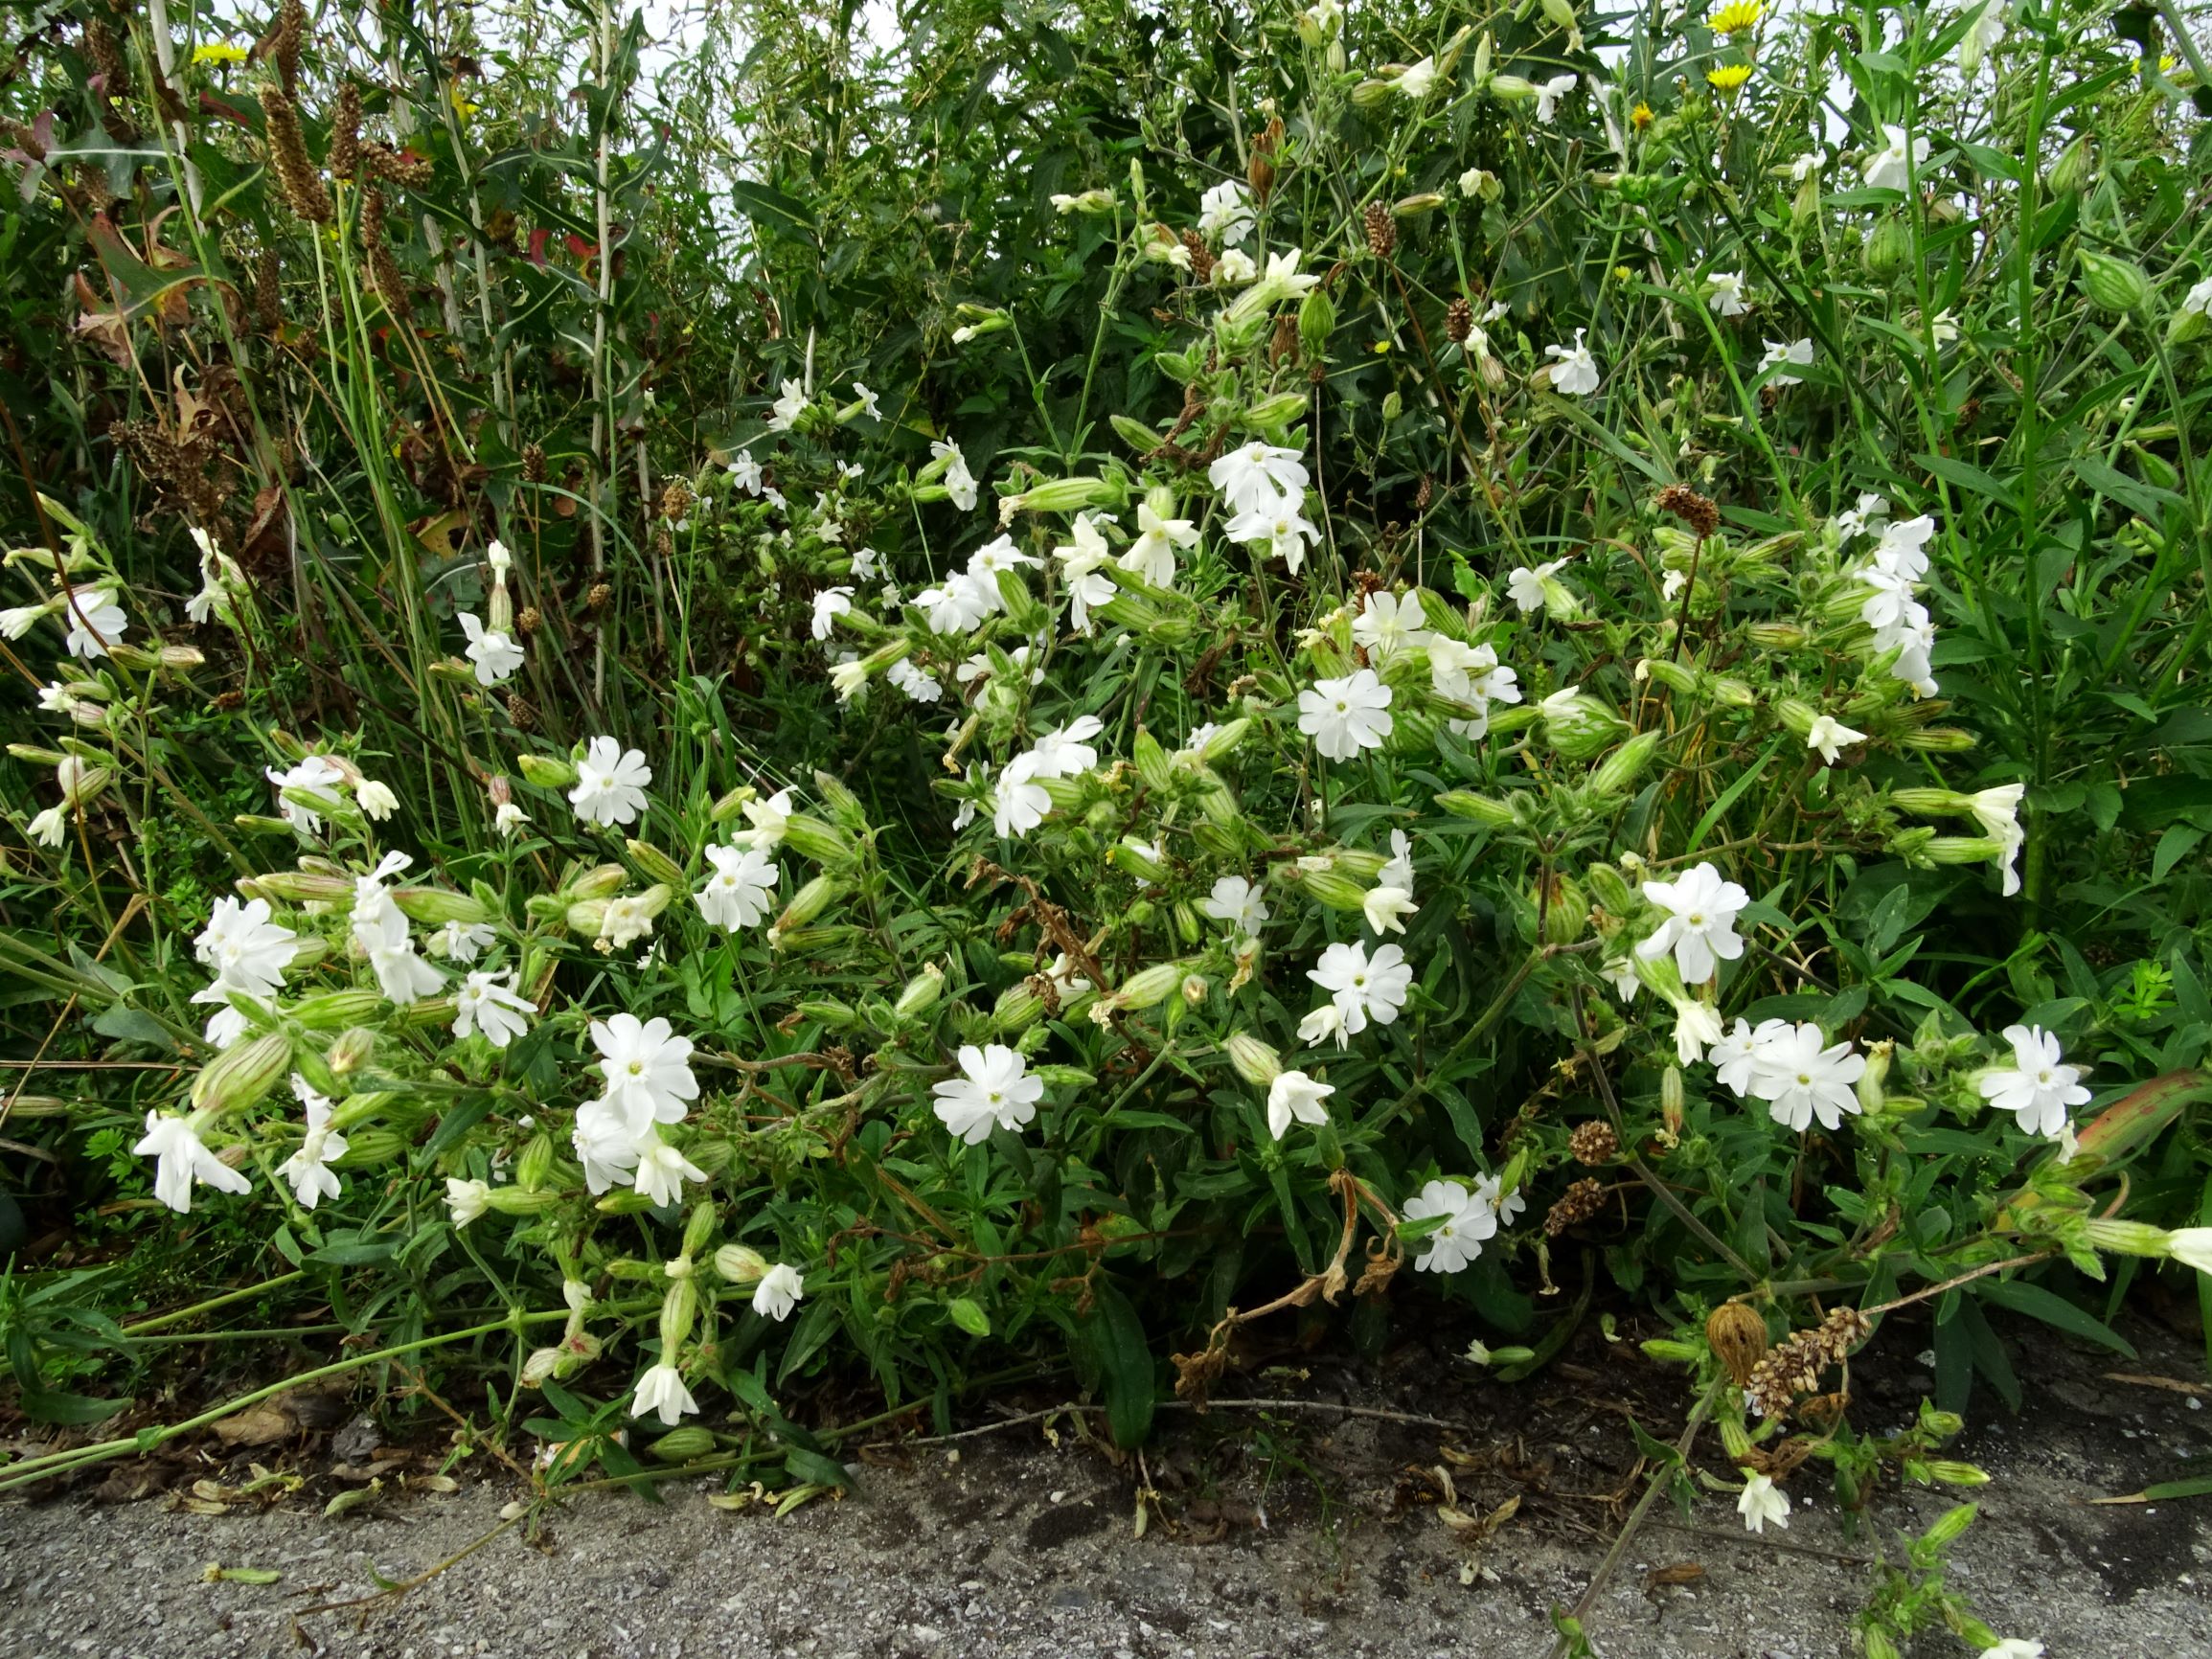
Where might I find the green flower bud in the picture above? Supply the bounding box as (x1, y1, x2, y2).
(291, 990, 387, 1032)
(1108, 837, 1166, 883)
(1298, 286, 1336, 359)
(1297, 867, 1370, 911)
(393, 886, 490, 927)
(333, 1126, 408, 1166)
(1718, 1414, 1753, 1459)
(1922, 834, 2006, 865)
(1641, 1338, 1701, 1364)
(515, 1133, 555, 1193)
(658, 1277, 698, 1351)
(774, 874, 846, 932)
(1922, 1502, 1978, 1547)
(1588, 730, 1662, 797)
(1392, 193, 1446, 217)
(1889, 786, 1973, 816)
(1351, 77, 1393, 109)
(1224, 1033, 1282, 1086)
(1110, 960, 1188, 1011)
(1002, 474, 1128, 518)
(650, 1426, 717, 1462)
(2078, 248, 2153, 315)
(1132, 728, 1174, 792)
(1897, 727, 1976, 753)
(1111, 415, 1165, 455)
(1243, 392, 1308, 430)
(516, 753, 579, 789)
(1862, 216, 1913, 282)
(715, 1243, 769, 1284)
(780, 812, 856, 866)
(1434, 790, 1518, 829)
(994, 981, 1045, 1034)
(796, 997, 857, 1029)
(191, 1032, 290, 1117)
(245, 870, 354, 904)
(625, 838, 688, 888)
(1927, 1460, 1990, 1487)
(767, 923, 858, 954)
(894, 963, 946, 1019)
(568, 862, 630, 900)
(2046, 134, 2092, 196)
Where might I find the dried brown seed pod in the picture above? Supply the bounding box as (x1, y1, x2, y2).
(262, 88, 332, 224)
(521, 443, 547, 484)
(1543, 1176, 1607, 1237)
(1568, 1119, 1619, 1166)
(516, 604, 542, 637)
(1362, 200, 1395, 260)
(1705, 1302, 1770, 1386)
(504, 691, 538, 730)
(1446, 296, 1473, 344)
(329, 80, 362, 181)
(1654, 484, 1721, 538)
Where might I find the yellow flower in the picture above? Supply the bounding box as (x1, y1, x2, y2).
(192, 43, 249, 65)
(450, 85, 479, 120)
(1631, 101, 1654, 130)
(1709, 0, 1763, 34)
(1372, 339, 1394, 354)
(1706, 64, 1753, 93)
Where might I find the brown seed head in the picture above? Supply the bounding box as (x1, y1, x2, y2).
(262, 88, 332, 224)
(1705, 1301, 1770, 1386)
(1363, 200, 1396, 260)
(1446, 296, 1473, 344)
(1543, 1177, 1607, 1237)
(1568, 1119, 1619, 1166)
(1655, 484, 1721, 538)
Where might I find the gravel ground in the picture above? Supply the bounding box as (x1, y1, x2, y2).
(2, 1314, 2208, 1659)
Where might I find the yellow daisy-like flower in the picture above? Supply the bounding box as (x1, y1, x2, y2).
(1706, 64, 1753, 92)
(192, 42, 249, 65)
(450, 85, 480, 120)
(1709, 0, 1763, 34)
(1631, 101, 1654, 130)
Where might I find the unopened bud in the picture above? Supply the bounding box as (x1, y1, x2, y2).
(715, 1242, 769, 1284)
(895, 963, 946, 1019)
(516, 753, 579, 789)
(625, 838, 687, 887)
(650, 1426, 717, 1462)
(1111, 960, 1187, 1011)
(1434, 789, 1517, 829)
(191, 1032, 290, 1116)
(775, 874, 846, 931)
(1923, 1502, 1978, 1547)
(780, 812, 856, 866)
(1224, 1033, 1283, 1086)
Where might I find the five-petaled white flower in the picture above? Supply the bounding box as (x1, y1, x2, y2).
(1028, 716, 1105, 779)
(1979, 1024, 2089, 1138)
(1396, 56, 1438, 99)
(1298, 669, 1394, 761)
(1704, 270, 1749, 316)
(459, 612, 525, 685)
(1208, 442, 1311, 517)
(1197, 179, 1256, 243)
(1224, 498, 1319, 575)
(1533, 72, 1578, 124)
(445, 1176, 490, 1227)
(1862, 123, 1922, 193)
(429, 919, 495, 962)
(364, 909, 445, 1005)
(811, 586, 854, 641)
(932, 1042, 1045, 1144)
(1542, 330, 1600, 395)
(265, 754, 347, 833)
(1507, 558, 1570, 615)
(766, 377, 808, 431)
(631, 1362, 697, 1426)
(1758, 337, 1814, 385)
(62, 589, 127, 659)
(1053, 513, 1120, 631)
(1402, 1179, 1498, 1273)
(570, 737, 653, 827)
(1265, 1070, 1334, 1140)
(697, 842, 781, 931)
(1201, 875, 1271, 938)
(1976, 1643, 2043, 1659)
(631, 1129, 708, 1208)
(1805, 714, 1866, 765)
(194, 896, 298, 1000)
(753, 1261, 806, 1321)
(1738, 1473, 1791, 1534)
(590, 1013, 698, 1135)
(1748, 1022, 1866, 1132)
(1969, 784, 2026, 897)
(278, 1078, 349, 1208)
(1636, 862, 1749, 985)
(1351, 590, 1433, 661)
(1308, 939, 1413, 1034)
(1121, 500, 1198, 590)
(135, 1111, 252, 1213)
(455, 969, 536, 1048)
(1362, 884, 1419, 937)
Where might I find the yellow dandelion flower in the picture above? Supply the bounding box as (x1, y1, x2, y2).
(1372, 339, 1394, 354)
(1706, 64, 1753, 93)
(450, 85, 480, 120)
(1631, 101, 1654, 130)
(1710, 0, 1763, 34)
(192, 43, 249, 65)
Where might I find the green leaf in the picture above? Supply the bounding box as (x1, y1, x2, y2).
(2153, 825, 2205, 883)
(782, 1445, 855, 1490)
(1081, 1280, 1154, 1448)
(21, 1389, 128, 1424)
(1974, 1279, 2136, 1358)
(727, 181, 816, 236)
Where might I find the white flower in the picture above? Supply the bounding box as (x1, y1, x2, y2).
(1308, 939, 1413, 1034)
(1737, 1473, 1790, 1534)
(445, 1176, 490, 1228)
(1757, 337, 1814, 386)
(1749, 1022, 1866, 1132)
(1928, 307, 1960, 347)
(1298, 669, 1394, 761)
(62, 588, 126, 659)
(364, 910, 445, 1005)
(278, 1079, 348, 1208)
(1396, 56, 1438, 99)
(459, 612, 525, 685)
(1053, 512, 1120, 632)
(889, 658, 943, 703)
(931, 1042, 1045, 1144)
(1265, 1070, 1334, 1140)
(631, 1362, 698, 1426)
(1542, 330, 1600, 395)
(1870, 514, 1936, 580)
(1224, 498, 1319, 575)
(1402, 1179, 1498, 1273)
(730, 450, 764, 493)
(1351, 590, 1432, 661)
(570, 737, 652, 827)
(356, 780, 399, 821)
(1211, 247, 1258, 286)
(1027, 715, 1105, 779)
(2184, 277, 2212, 318)
(766, 377, 808, 431)
(194, 896, 298, 999)
(454, 969, 536, 1048)
(853, 381, 880, 419)
(1970, 784, 2026, 898)
(1959, 2, 2006, 74)
(1671, 997, 1725, 1065)
(1121, 500, 1198, 589)
(811, 586, 854, 641)
(735, 786, 795, 851)
(1602, 957, 1642, 1004)
(991, 752, 1052, 840)
(1979, 1024, 2089, 1138)
(1197, 179, 1256, 243)
(917, 571, 997, 634)
(2166, 1229, 2212, 1275)
(1976, 1644, 2042, 1659)
(1208, 441, 1311, 517)
(135, 1111, 251, 1213)
(746, 1261, 803, 1322)
(1805, 714, 1866, 764)
(932, 440, 979, 511)
(1862, 123, 1921, 193)
(1507, 558, 1569, 615)
(0, 602, 52, 639)
(27, 806, 65, 846)
(429, 919, 495, 962)
(1704, 270, 1748, 316)
(1635, 862, 1749, 985)
(186, 532, 246, 626)
(591, 1013, 698, 1135)
(1533, 72, 1577, 123)
(1297, 1000, 1347, 1049)
(1790, 148, 1826, 182)
(265, 754, 346, 833)
(349, 848, 412, 941)
(1473, 1172, 1525, 1228)
(494, 801, 530, 837)
(697, 842, 781, 930)
(1362, 884, 1419, 937)
(1201, 875, 1271, 938)
(1712, 1017, 1790, 1097)
(631, 1129, 708, 1208)
(1378, 830, 1415, 895)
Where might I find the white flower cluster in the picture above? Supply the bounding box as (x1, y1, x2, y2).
(1840, 498, 1939, 701)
